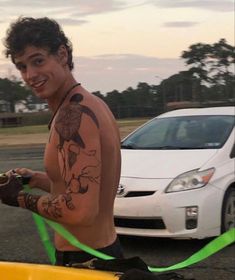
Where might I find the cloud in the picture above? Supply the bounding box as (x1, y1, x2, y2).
(147, 0, 234, 12)
(0, 0, 143, 28)
(72, 54, 187, 93)
(56, 18, 88, 26)
(0, 54, 187, 94)
(163, 21, 199, 28)
(0, 0, 135, 22)
(1, 0, 121, 10)
(1, 0, 232, 29)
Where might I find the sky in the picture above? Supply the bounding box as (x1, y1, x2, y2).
(0, 0, 234, 94)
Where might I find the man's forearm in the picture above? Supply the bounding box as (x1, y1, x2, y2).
(17, 191, 91, 226)
(17, 192, 70, 223)
(18, 192, 41, 213)
(30, 171, 51, 192)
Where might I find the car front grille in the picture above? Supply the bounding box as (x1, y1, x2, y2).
(124, 191, 155, 197)
(114, 217, 166, 229)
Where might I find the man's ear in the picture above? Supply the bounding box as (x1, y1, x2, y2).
(57, 45, 68, 67)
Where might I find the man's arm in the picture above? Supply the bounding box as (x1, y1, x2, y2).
(14, 168, 51, 193)
(0, 169, 51, 207)
(17, 100, 101, 226)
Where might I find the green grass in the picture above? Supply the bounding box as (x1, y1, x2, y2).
(0, 118, 151, 135)
(117, 117, 150, 127)
(0, 125, 48, 135)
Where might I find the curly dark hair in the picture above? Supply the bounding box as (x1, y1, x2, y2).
(4, 17, 74, 70)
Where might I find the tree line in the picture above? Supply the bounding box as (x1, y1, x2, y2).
(0, 38, 234, 118)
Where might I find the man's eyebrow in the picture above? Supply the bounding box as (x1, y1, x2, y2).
(15, 61, 25, 68)
(28, 53, 45, 59)
(15, 53, 45, 66)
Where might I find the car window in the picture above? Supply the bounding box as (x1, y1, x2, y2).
(122, 115, 235, 150)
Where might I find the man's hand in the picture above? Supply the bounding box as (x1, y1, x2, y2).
(13, 168, 34, 186)
(0, 174, 23, 207)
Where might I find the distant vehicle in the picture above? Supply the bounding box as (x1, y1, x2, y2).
(114, 107, 235, 239)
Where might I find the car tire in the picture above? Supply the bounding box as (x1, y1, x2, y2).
(221, 187, 235, 233)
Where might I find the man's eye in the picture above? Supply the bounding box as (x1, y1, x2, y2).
(16, 64, 26, 72)
(34, 58, 44, 65)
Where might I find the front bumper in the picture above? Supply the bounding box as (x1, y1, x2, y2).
(114, 181, 223, 239)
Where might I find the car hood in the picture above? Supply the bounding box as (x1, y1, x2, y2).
(121, 149, 217, 179)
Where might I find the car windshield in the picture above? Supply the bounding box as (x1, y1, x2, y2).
(121, 115, 235, 150)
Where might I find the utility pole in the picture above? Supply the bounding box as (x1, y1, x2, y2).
(155, 75, 166, 112)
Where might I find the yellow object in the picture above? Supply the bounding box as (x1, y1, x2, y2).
(0, 262, 119, 280)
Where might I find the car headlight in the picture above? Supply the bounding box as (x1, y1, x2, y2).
(165, 168, 215, 193)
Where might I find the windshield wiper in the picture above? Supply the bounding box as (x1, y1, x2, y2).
(153, 146, 210, 150)
(121, 143, 137, 149)
(151, 145, 185, 149)
(121, 144, 212, 150)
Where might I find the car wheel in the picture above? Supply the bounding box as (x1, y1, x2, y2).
(221, 187, 235, 233)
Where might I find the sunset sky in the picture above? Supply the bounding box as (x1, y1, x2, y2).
(0, 0, 234, 94)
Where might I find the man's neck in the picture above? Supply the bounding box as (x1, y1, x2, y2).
(47, 76, 78, 113)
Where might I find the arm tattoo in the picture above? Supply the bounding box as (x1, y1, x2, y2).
(41, 159, 101, 218)
(54, 93, 100, 186)
(68, 144, 80, 169)
(43, 193, 76, 219)
(18, 192, 40, 214)
(55, 93, 99, 149)
(42, 93, 102, 219)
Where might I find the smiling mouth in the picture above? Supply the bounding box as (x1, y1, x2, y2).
(30, 80, 47, 89)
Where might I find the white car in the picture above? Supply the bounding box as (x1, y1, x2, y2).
(114, 106, 235, 239)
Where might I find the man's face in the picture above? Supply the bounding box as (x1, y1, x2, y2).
(14, 45, 67, 100)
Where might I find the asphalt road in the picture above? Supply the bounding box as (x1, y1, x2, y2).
(0, 146, 234, 280)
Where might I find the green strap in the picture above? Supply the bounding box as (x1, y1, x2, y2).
(22, 185, 55, 264)
(32, 213, 56, 264)
(45, 217, 114, 261)
(149, 227, 235, 272)
(35, 215, 234, 272)
(17, 185, 235, 271)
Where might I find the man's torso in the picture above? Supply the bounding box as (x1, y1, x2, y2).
(44, 85, 121, 251)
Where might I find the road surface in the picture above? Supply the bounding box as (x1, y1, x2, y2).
(0, 145, 234, 279)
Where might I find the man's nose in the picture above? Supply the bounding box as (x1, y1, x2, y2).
(25, 66, 38, 81)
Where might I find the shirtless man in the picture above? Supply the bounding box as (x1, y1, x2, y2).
(1, 17, 123, 265)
